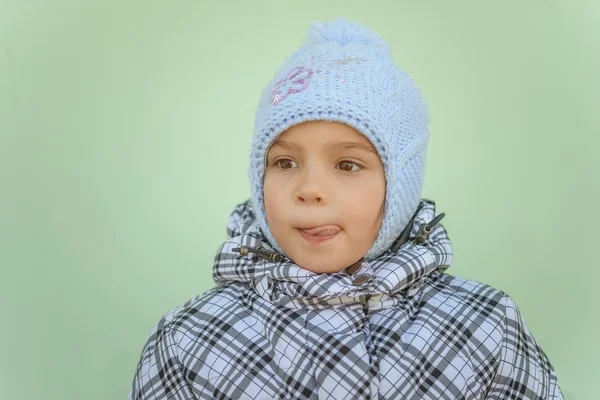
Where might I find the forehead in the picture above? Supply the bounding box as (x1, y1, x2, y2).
(270, 121, 374, 149)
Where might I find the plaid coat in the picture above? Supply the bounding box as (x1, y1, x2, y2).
(128, 199, 563, 399)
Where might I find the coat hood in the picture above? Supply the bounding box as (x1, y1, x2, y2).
(213, 199, 453, 307)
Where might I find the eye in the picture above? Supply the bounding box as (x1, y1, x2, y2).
(275, 159, 298, 169)
(337, 160, 362, 172)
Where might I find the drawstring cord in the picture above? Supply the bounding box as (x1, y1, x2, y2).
(415, 212, 445, 244)
(232, 245, 283, 263)
(390, 211, 445, 252)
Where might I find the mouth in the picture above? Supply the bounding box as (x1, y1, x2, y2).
(297, 225, 341, 244)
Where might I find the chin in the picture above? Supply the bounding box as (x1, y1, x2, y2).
(277, 232, 359, 273)
(293, 255, 348, 274)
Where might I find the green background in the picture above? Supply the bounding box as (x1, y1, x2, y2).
(1, 1, 598, 399)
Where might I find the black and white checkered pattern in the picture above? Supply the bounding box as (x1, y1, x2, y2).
(128, 200, 563, 399)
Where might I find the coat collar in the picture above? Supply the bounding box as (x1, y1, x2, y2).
(213, 199, 453, 304)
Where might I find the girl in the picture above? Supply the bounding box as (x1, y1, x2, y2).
(128, 18, 563, 399)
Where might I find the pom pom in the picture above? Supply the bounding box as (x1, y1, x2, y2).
(305, 18, 389, 49)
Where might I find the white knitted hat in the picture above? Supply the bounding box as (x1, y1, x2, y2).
(249, 18, 430, 260)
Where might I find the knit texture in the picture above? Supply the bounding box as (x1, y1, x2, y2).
(249, 18, 431, 260)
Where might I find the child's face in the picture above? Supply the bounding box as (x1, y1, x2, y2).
(264, 121, 385, 273)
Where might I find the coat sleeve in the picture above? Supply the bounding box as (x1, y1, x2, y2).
(485, 294, 564, 399)
(127, 310, 197, 400)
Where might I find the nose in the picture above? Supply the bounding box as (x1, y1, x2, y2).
(295, 168, 328, 206)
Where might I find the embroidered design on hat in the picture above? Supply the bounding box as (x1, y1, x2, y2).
(270, 67, 349, 106)
(271, 66, 313, 105)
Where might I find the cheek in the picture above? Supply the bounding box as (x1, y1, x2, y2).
(340, 176, 385, 228)
(263, 174, 284, 229)
(344, 197, 382, 227)
(347, 174, 385, 202)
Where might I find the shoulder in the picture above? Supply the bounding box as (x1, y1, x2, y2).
(157, 282, 251, 330)
(421, 274, 563, 398)
(145, 282, 253, 349)
(134, 283, 256, 374)
(129, 284, 257, 398)
(422, 272, 512, 325)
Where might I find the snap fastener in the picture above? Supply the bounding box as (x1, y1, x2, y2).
(352, 274, 372, 286)
(346, 259, 363, 275)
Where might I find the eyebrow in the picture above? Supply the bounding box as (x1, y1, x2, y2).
(334, 141, 378, 155)
(271, 140, 378, 155)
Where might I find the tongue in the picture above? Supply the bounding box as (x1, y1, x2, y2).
(302, 226, 340, 236)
